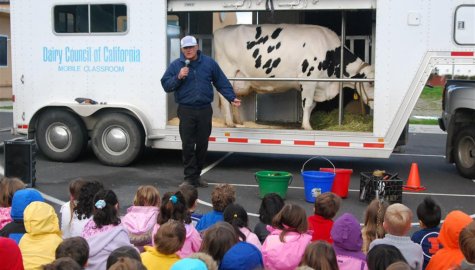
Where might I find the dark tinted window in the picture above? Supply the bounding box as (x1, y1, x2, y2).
(0, 36, 7, 66)
(54, 5, 89, 33)
(91, 4, 127, 32)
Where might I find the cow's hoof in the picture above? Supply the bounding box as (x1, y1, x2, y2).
(235, 124, 245, 128)
(302, 126, 313, 131)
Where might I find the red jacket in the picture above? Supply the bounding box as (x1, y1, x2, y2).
(308, 214, 334, 243)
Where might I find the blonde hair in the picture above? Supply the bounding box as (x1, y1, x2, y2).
(211, 184, 236, 211)
(384, 203, 412, 236)
(133, 185, 160, 207)
(362, 199, 389, 253)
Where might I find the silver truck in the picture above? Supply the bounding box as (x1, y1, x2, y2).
(439, 79, 475, 179)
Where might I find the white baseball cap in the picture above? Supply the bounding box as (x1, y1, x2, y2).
(181, 36, 198, 48)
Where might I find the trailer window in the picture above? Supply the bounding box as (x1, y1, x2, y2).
(91, 4, 127, 33)
(54, 5, 89, 33)
(0, 36, 7, 67)
(54, 4, 127, 34)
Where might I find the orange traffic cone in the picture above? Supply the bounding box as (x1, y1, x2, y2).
(403, 163, 426, 191)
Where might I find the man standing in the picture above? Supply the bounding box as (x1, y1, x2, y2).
(161, 35, 241, 188)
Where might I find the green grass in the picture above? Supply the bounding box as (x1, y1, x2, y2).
(420, 86, 443, 100)
(409, 118, 438, 125)
(0, 106, 13, 109)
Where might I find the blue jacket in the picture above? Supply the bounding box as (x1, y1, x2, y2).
(220, 241, 263, 270)
(161, 51, 236, 108)
(195, 210, 223, 232)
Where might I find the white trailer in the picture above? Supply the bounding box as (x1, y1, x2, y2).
(9, 0, 475, 168)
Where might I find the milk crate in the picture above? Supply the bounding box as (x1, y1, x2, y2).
(359, 172, 402, 203)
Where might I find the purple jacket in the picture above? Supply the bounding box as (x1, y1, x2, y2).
(331, 213, 368, 270)
(262, 226, 312, 270)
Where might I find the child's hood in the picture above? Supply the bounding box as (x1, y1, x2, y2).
(122, 206, 159, 233)
(438, 210, 472, 249)
(11, 189, 44, 221)
(23, 201, 60, 236)
(331, 213, 363, 251)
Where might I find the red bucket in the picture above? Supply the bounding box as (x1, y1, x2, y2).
(320, 168, 353, 198)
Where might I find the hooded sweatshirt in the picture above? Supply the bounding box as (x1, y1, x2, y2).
(220, 241, 264, 270)
(331, 213, 368, 270)
(426, 210, 473, 270)
(141, 246, 181, 270)
(261, 226, 312, 270)
(308, 214, 334, 243)
(82, 220, 134, 270)
(0, 189, 44, 244)
(0, 237, 24, 270)
(122, 206, 159, 250)
(19, 201, 63, 270)
(151, 222, 202, 258)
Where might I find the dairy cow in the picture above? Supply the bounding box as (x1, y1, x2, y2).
(213, 24, 374, 130)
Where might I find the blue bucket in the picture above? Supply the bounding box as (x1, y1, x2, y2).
(301, 157, 336, 203)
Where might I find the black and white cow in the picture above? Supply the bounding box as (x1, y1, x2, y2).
(213, 24, 374, 130)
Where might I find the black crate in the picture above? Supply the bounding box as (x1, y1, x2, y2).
(359, 172, 402, 203)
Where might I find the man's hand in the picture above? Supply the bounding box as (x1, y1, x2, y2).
(231, 98, 241, 107)
(178, 67, 189, 80)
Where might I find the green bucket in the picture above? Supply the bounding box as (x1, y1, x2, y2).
(255, 171, 293, 199)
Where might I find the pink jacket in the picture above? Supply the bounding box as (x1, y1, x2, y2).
(262, 226, 312, 270)
(151, 222, 202, 258)
(122, 206, 159, 250)
(240, 227, 262, 250)
(0, 207, 12, 230)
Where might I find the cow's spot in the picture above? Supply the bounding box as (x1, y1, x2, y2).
(272, 58, 281, 68)
(255, 55, 262, 68)
(269, 75, 275, 78)
(276, 42, 281, 49)
(271, 28, 283, 39)
(302, 59, 309, 73)
(314, 57, 317, 61)
(247, 35, 270, 50)
(267, 46, 275, 53)
(255, 26, 262, 39)
(252, 49, 260, 59)
(307, 66, 315, 77)
(263, 59, 272, 69)
(302, 97, 306, 107)
(303, 43, 306, 47)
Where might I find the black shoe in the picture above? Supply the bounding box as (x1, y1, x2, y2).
(195, 178, 209, 188)
(179, 181, 194, 188)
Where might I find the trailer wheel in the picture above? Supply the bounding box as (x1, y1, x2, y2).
(92, 113, 144, 166)
(454, 126, 475, 179)
(36, 110, 88, 162)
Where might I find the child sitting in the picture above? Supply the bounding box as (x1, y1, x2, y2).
(459, 221, 475, 270)
(82, 189, 133, 270)
(55, 236, 90, 268)
(199, 222, 239, 264)
(19, 201, 63, 269)
(411, 196, 442, 270)
(60, 178, 87, 238)
(299, 241, 339, 270)
(73, 181, 104, 238)
(122, 185, 160, 251)
(152, 191, 201, 258)
(369, 203, 424, 270)
(262, 203, 312, 270)
(361, 199, 389, 254)
(307, 192, 341, 242)
(223, 203, 261, 250)
(179, 184, 202, 226)
(426, 210, 473, 270)
(196, 184, 235, 232)
(0, 177, 25, 230)
(331, 213, 368, 270)
(253, 193, 285, 243)
(141, 220, 186, 270)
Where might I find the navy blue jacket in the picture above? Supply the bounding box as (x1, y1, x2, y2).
(161, 51, 236, 108)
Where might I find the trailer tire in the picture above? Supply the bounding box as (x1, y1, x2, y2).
(36, 110, 88, 162)
(92, 113, 144, 166)
(454, 126, 475, 179)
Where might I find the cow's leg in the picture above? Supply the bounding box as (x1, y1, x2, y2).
(219, 93, 235, 127)
(232, 104, 244, 126)
(301, 83, 317, 130)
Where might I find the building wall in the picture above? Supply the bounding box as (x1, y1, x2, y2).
(0, 12, 11, 99)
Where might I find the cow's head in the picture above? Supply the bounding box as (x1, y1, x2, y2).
(346, 61, 374, 109)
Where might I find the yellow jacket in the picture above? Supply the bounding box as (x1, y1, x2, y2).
(19, 201, 62, 270)
(141, 246, 180, 270)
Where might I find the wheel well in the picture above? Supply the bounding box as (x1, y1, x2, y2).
(447, 108, 475, 162)
(29, 107, 147, 145)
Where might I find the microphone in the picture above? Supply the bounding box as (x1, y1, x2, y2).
(185, 59, 190, 67)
